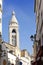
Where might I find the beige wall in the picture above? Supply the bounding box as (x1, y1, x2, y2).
(0, 43, 8, 65)
(9, 12, 19, 48)
(34, 0, 43, 51)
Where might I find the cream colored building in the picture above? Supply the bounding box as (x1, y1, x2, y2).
(32, 0, 43, 61)
(0, 0, 33, 65)
(0, 0, 8, 65)
(0, 39, 8, 65)
(20, 50, 31, 65)
(5, 11, 32, 65)
(34, 0, 43, 53)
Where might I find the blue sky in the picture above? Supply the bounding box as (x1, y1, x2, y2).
(2, 0, 36, 54)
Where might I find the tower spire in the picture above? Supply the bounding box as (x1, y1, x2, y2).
(9, 11, 19, 48)
(10, 11, 18, 24)
(12, 11, 15, 15)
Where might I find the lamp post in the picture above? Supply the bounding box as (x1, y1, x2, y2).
(30, 34, 39, 59)
(30, 34, 39, 42)
(30, 34, 39, 49)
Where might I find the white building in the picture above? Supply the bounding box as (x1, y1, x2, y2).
(0, 40, 8, 65)
(0, 0, 33, 65)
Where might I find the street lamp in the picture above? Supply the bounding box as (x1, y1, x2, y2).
(30, 34, 36, 41)
(30, 34, 39, 42)
(30, 34, 39, 47)
(30, 34, 39, 57)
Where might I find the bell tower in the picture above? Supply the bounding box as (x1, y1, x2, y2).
(9, 11, 19, 48)
(0, 0, 2, 37)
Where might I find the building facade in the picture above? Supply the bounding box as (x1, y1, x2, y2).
(0, 0, 32, 65)
(9, 11, 19, 48)
(34, 0, 43, 49)
(31, 0, 43, 65)
(5, 11, 31, 65)
(0, 40, 8, 65)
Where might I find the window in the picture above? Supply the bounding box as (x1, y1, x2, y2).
(3, 59, 6, 65)
(12, 29, 16, 33)
(42, 35, 43, 46)
(41, 11, 43, 21)
(0, 19, 1, 23)
(0, 32, 1, 39)
(38, 13, 40, 23)
(37, 39, 41, 51)
(8, 61, 10, 65)
(0, 45, 2, 50)
(20, 62, 22, 65)
(39, 0, 41, 10)
(12, 35, 16, 46)
(9, 50, 13, 54)
(0, 4, 1, 8)
(11, 64, 14, 65)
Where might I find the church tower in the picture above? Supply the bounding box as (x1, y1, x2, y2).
(9, 11, 19, 48)
(0, 0, 2, 36)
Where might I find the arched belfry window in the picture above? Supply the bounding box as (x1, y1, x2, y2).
(12, 29, 16, 33)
